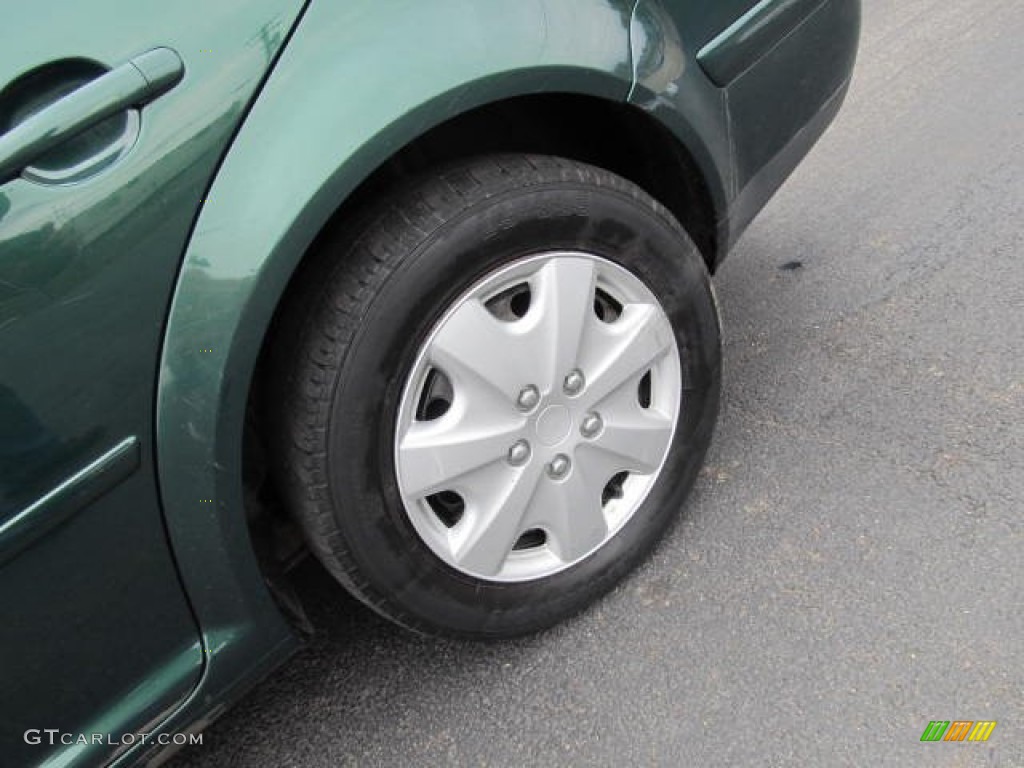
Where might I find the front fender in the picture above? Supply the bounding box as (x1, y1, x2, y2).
(156, 0, 634, 686)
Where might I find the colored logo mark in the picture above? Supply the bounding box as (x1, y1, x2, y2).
(920, 720, 997, 742)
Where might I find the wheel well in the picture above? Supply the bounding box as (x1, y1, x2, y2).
(340, 93, 719, 268)
(243, 93, 720, 619)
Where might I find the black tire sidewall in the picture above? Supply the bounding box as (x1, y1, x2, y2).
(324, 179, 721, 637)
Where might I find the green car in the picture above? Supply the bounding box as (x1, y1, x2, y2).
(1, 0, 859, 764)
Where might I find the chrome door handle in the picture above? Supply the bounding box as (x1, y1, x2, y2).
(0, 48, 184, 184)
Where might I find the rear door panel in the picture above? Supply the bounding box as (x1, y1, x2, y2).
(0, 2, 305, 765)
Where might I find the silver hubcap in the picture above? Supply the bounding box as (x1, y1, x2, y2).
(394, 252, 682, 582)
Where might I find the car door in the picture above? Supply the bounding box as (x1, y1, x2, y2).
(0, 1, 305, 765)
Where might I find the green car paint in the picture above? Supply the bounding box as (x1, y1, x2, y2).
(631, 0, 860, 248)
(0, 1, 306, 767)
(696, 0, 832, 87)
(0, 1, 859, 764)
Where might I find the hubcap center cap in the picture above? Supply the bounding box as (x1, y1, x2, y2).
(535, 404, 573, 446)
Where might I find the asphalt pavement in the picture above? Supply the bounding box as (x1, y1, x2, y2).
(172, 1, 1024, 765)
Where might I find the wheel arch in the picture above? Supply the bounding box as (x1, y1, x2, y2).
(155, 0, 727, 663)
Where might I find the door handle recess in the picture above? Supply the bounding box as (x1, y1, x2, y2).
(0, 48, 184, 185)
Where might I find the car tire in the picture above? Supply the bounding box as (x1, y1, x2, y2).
(270, 154, 721, 638)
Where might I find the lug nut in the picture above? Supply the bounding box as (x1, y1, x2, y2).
(580, 413, 603, 439)
(547, 454, 571, 480)
(516, 385, 540, 411)
(507, 440, 532, 467)
(563, 369, 585, 396)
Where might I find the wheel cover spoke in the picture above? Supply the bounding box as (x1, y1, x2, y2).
(454, 463, 543, 576)
(526, 468, 607, 563)
(429, 297, 541, 405)
(397, 409, 525, 497)
(531, 257, 598, 379)
(394, 252, 682, 582)
(581, 304, 674, 409)
(587, 406, 674, 475)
